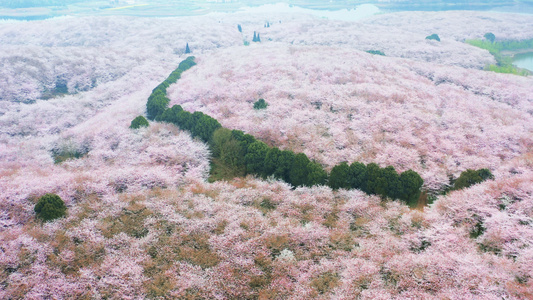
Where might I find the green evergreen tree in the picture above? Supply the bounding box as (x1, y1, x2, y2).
(374, 175, 389, 198)
(381, 166, 402, 199)
(365, 163, 381, 195)
(425, 34, 441, 42)
(257, 33, 261, 42)
(454, 169, 482, 190)
(264, 147, 282, 177)
(253, 31, 257, 42)
(289, 153, 311, 187)
(477, 168, 494, 181)
(245, 141, 269, 175)
(399, 170, 424, 206)
(185, 43, 191, 54)
(253, 98, 268, 110)
(210, 128, 229, 157)
(231, 130, 257, 156)
(237, 24, 242, 33)
(349, 162, 367, 192)
(211, 128, 245, 168)
(484, 32, 496, 43)
(191, 111, 205, 128)
(130, 115, 149, 129)
(366, 50, 385, 56)
(152, 83, 168, 95)
(158, 105, 184, 124)
(192, 114, 222, 143)
(34, 193, 67, 222)
(329, 162, 350, 190)
(175, 110, 194, 131)
(274, 150, 295, 182)
(146, 93, 170, 120)
(306, 161, 327, 187)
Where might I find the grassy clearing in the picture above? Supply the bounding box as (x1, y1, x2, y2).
(465, 38, 533, 76)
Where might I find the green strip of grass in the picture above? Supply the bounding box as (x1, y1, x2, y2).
(465, 38, 533, 76)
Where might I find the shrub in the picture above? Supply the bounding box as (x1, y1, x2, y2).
(130, 115, 149, 129)
(366, 50, 385, 56)
(253, 98, 268, 110)
(484, 32, 495, 43)
(426, 34, 440, 42)
(34, 193, 67, 222)
(477, 168, 494, 181)
(454, 168, 494, 190)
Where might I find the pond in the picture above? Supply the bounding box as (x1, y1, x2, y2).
(512, 52, 533, 72)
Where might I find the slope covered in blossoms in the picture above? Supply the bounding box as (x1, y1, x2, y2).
(168, 44, 533, 191)
(1, 8, 533, 299)
(2, 175, 533, 298)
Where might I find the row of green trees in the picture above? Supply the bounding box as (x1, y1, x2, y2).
(210, 128, 328, 187)
(146, 56, 197, 120)
(144, 56, 425, 206)
(159, 105, 221, 144)
(211, 127, 423, 205)
(329, 162, 424, 206)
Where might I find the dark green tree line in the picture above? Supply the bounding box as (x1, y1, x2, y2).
(145, 56, 196, 121)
